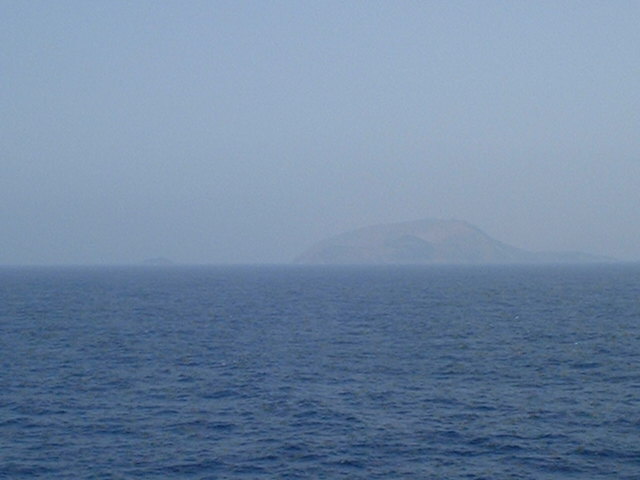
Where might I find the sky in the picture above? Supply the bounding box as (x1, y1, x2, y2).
(2, 1, 639, 264)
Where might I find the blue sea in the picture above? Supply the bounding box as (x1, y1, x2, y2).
(1, 265, 639, 479)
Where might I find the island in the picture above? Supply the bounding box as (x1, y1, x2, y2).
(141, 257, 175, 266)
(294, 218, 612, 265)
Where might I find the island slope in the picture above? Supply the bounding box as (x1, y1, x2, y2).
(294, 218, 611, 265)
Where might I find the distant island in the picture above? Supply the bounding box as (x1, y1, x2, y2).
(141, 257, 174, 266)
(294, 218, 613, 265)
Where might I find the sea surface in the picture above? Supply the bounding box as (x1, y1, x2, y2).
(1, 265, 639, 479)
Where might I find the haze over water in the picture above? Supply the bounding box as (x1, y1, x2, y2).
(3, 6, 639, 480)
(2, 2, 640, 265)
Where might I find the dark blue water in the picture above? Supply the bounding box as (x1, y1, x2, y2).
(1, 265, 639, 479)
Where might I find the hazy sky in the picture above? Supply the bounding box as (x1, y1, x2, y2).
(2, 1, 639, 264)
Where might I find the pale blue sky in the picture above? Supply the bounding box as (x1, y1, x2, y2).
(2, 1, 639, 264)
